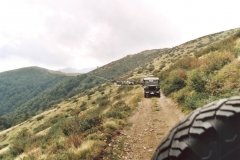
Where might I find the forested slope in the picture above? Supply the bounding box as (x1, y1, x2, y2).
(0, 67, 70, 129)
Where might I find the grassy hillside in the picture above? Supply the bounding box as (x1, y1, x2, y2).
(90, 48, 169, 79)
(1, 48, 169, 128)
(0, 83, 142, 159)
(120, 28, 240, 83)
(158, 30, 240, 112)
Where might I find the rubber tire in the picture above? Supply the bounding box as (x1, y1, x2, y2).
(144, 92, 147, 98)
(151, 96, 240, 160)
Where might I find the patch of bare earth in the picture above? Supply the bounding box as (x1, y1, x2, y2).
(107, 95, 185, 160)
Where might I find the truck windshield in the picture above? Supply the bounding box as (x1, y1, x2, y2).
(144, 80, 158, 85)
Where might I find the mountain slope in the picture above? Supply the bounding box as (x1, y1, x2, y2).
(158, 30, 240, 111)
(90, 48, 169, 79)
(0, 67, 73, 129)
(0, 49, 170, 127)
(1, 28, 239, 129)
(0, 27, 240, 159)
(119, 28, 240, 82)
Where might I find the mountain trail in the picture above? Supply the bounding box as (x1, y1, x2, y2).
(105, 95, 185, 159)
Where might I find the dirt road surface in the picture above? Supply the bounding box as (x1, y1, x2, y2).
(114, 95, 185, 159)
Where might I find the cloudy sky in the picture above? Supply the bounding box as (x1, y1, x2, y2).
(0, 0, 240, 73)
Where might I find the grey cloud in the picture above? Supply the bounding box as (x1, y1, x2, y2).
(45, 1, 177, 64)
(78, 1, 178, 63)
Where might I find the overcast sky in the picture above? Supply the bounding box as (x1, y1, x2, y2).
(0, 0, 240, 72)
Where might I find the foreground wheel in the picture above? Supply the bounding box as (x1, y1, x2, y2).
(152, 96, 240, 160)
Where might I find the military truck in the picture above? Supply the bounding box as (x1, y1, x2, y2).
(142, 75, 160, 98)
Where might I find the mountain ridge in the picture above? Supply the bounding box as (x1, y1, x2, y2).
(0, 27, 240, 159)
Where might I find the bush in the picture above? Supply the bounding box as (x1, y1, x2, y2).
(186, 69, 206, 92)
(161, 69, 187, 95)
(103, 121, 118, 132)
(183, 93, 207, 110)
(10, 128, 32, 157)
(148, 64, 155, 71)
(200, 52, 234, 74)
(105, 110, 125, 119)
(36, 115, 44, 121)
(62, 115, 102, 136)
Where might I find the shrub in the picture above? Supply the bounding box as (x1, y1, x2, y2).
(183, 92, 207, 110)
(186, 69, 207, 92)
(195, 45, 219, 57)
(105, 110, 125, 119)
(200, 52, 234, 74)
(80, 101, 87, 108)
(159, 64, 165, 70)
(103, 121, 118, 132)
(161, 69, 187, 95)
(173, 87, 190, 104)
(74, 140, 106, 160)
(36, 115, 44, 121)
(148, 64, 155, 71)
(10, 128, 32, 157)
(170, 56, 200, 70)
(62, 115, 102, 136)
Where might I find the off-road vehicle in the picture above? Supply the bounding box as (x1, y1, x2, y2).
(127, 80, 134, 85)
(142, 75, 160, 98)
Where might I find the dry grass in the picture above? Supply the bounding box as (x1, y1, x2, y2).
(0, 82, 142, 159)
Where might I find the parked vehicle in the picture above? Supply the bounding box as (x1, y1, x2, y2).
(127, 80, 134, 85)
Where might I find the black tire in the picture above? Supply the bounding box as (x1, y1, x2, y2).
(144, 92, 147, 98)
(152, 96, 240, 160)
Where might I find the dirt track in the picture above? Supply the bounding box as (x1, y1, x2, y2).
(118, 95, 185, 159)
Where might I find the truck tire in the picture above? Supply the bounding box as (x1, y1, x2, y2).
(151, 96, 240, 160)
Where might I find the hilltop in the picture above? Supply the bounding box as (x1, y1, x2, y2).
(0, 27, 240, 159)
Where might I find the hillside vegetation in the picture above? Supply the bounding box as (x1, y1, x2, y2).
(0, 83, 142, 159)
(1, 28, 238, 130)
(122, 28, 239, 82)
(0, 48, 169, 129)
(0, 67, 71, 129)
(0, 27, 240, 159)
(158, 30, 240, 111)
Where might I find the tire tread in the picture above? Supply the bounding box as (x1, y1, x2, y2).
(152, 96, 240, 160)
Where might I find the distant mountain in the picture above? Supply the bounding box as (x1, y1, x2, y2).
(59, 67, 96, 73)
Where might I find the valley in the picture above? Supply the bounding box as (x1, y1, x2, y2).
(0, 27, 239, 159)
